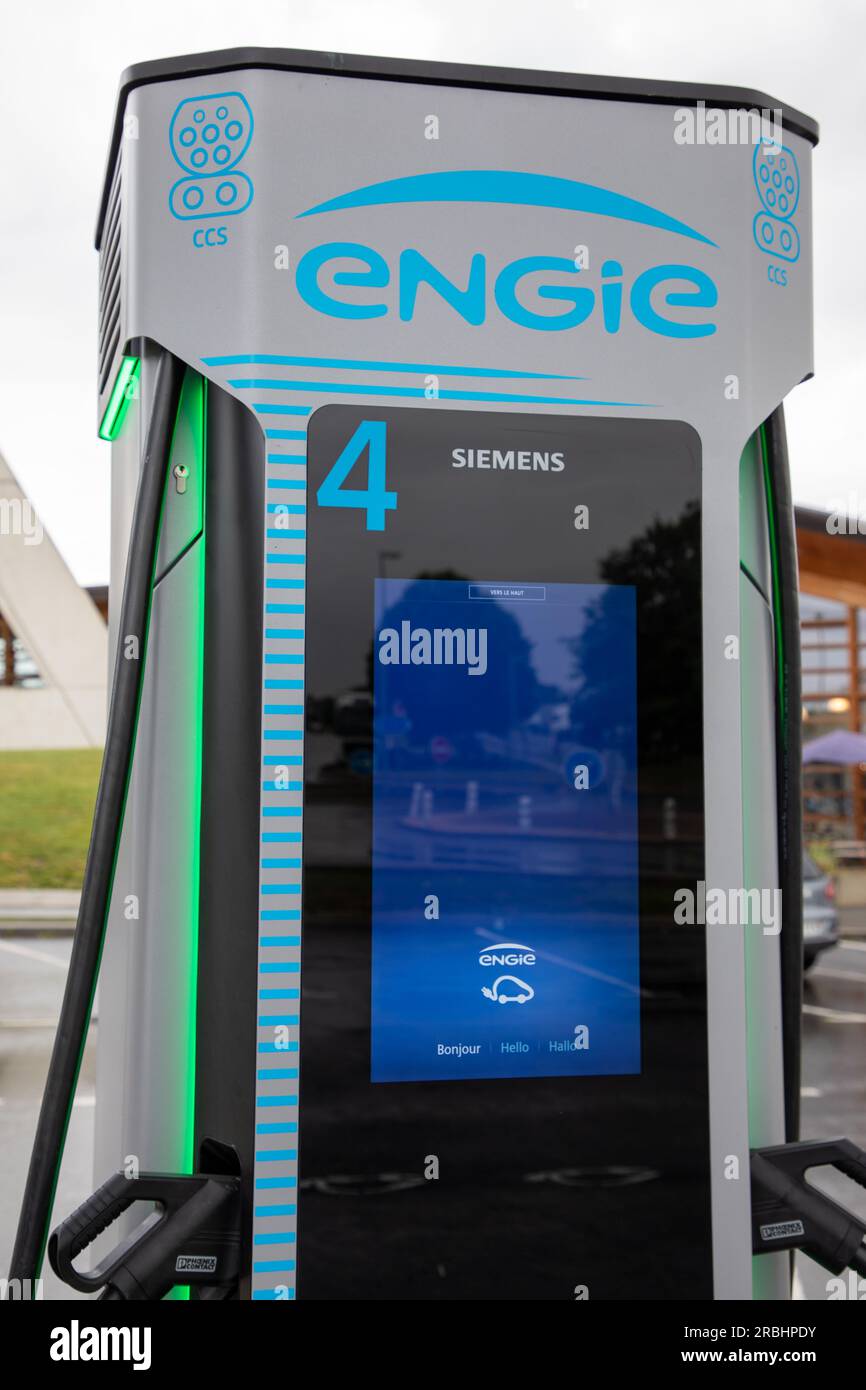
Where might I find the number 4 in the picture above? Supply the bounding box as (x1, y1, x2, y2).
(316, 420, 397, 531)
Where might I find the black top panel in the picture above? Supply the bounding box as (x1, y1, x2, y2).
(95, 44, 819, 246)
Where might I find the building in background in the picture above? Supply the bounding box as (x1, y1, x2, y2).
(0, 450, 107, 749)
(798, 506, 866, 847)
(2, 468, 865, 823)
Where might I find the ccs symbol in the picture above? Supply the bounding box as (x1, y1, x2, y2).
(193, 226, 228, 249)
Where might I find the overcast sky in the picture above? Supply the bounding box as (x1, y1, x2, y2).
(0, 0, 862, 584)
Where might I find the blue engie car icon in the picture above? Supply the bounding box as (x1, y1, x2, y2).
(479, 943, 536, 1003)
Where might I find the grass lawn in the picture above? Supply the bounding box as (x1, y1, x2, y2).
(0, 749, 102, 888)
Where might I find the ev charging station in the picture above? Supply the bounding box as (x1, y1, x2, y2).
(11, 47, 866, 1302)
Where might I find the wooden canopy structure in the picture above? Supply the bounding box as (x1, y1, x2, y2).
(797, 506, 866, 842)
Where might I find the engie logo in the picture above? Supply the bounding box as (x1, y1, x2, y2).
(293, 169, 719, 338)
(478, 942, 537, 967)
(479, 942, 536, 1005)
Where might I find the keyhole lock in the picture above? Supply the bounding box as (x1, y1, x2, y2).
(173, 463, 189, 495)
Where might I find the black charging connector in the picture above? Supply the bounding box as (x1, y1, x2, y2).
(751, 1138, 866, 1277)
(48, 1170, 242, 1301)
(9, 350, 187, 1291)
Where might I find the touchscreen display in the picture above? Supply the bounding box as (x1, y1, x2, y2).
(299, 405, 710, 1300)
(370, 576, 639, 1082)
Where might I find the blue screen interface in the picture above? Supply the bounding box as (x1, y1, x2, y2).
(370, 577, 641, 1083)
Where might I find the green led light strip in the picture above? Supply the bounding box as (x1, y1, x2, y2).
(760, 423, 787, 727)
(185, 375, 206, 1173)
(98, 356, 141, 441)
(166, 371, 206, 1303)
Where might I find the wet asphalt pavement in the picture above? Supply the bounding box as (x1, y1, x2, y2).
(797, 937, 866, 1299)
(1, 927, 863, 1301)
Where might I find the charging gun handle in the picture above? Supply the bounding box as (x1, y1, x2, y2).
(751, 1138, 866, 1276)
(48, 1171, 240, 1300)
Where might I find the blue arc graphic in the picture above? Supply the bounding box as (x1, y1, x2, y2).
(297, 169, 717, 247)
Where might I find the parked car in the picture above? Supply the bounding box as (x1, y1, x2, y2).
(803, 851, 839, 970)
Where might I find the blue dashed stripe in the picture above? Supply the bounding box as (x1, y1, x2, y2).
(204, 352, 584, 380)
(241, 379, 650, 408)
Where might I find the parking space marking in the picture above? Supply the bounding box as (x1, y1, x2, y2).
(0, 939, 69, 969)
(0, 1017, 60, 1029)
(803, 1003, 866, 1024)
(811, 967, 866, 984)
